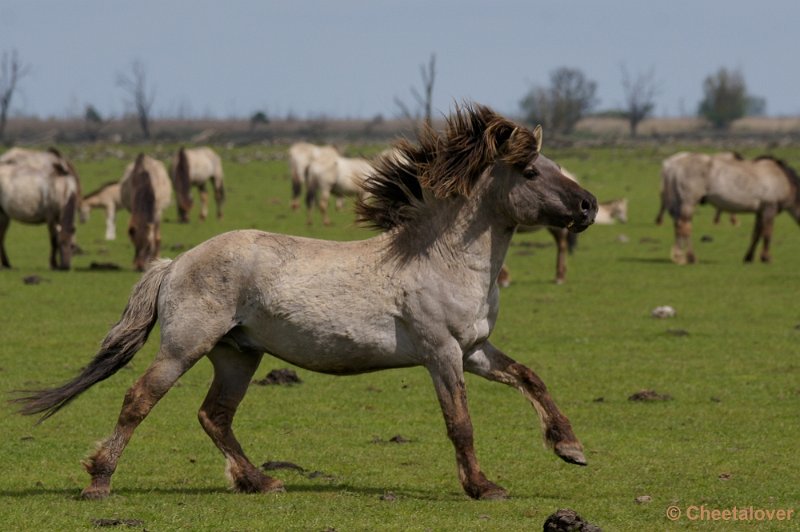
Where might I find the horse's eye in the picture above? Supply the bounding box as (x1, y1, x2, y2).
(523, 168, 539, 180)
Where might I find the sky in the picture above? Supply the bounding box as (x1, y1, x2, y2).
(2, 0, 799, 121)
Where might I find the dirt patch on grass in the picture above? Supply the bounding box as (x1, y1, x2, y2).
(253, 368, 302, 386)
(628, 389, 673, 402)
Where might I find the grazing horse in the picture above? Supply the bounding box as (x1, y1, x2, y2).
(661, 151, 800, 264)
(120, 154, 172, 271)
(170, 147, 225, 222)
(15, 103, 597, 501)
(306, 150, 373, 225)
(80, 181, 122, 240)
(0, 149, 80, 270)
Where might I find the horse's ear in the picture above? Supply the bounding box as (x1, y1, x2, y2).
(51, 162, 70, 176)
(533, 125, 543, 153)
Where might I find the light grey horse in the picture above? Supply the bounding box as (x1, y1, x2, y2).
(660, 151, 800, 263)
(0, 148, 81, 270)
(170, 146, 225, 222)
(15, 104, 597, 501)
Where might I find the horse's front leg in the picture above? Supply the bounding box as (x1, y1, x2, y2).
(105, 203, 117, 241)
(47, 221, 59, 269)
(198, 184, 209, 221)
(464, 342, 586, 466)
(427, 358, 508, 500)
(671, 214, 695, 264)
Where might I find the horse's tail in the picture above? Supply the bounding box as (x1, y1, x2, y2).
(12, 259, 172, 422)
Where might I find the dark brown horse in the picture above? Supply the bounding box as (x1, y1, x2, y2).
(15, 103, 596, 501)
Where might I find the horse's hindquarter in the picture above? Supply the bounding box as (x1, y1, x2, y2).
(707, 161, 791, 212)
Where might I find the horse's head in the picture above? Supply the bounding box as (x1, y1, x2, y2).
(173, 147, 193, 223)
(128, 154, 158, 272)
(51, 161, 79, 270)
(495, 126, 596, 232)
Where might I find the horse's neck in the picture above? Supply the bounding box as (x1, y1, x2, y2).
(419, 196, 514, 287)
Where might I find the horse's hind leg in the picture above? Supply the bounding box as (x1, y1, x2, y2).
(198, 345, 284, 494)
(427, 359, 508, 500)
(81, 350, 201, 499)
(549, 228, 568, 284)
(464, 342, 586, 467)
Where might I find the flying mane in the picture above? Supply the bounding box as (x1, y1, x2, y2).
(356, 103, 539, 232)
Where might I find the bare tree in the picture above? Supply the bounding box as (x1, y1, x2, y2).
(394, 53, 436, 129)
(520, 67, 598, 134)
(621, 65, 659, 137)
(0, 49, 30, 143)
(116, 60, 155, 139)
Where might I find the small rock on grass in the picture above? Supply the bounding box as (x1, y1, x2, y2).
(651, 306, 676, 318)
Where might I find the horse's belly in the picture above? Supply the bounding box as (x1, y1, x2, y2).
(230, 316, 418, 375)
(706, 193, 758, 212)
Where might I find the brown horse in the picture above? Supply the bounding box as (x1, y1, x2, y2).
(660, 151, 800, 263)
(0, 149, 80, 270)
(14, 103, 596, 501)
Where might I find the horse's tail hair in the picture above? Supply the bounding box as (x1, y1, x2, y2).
(12, 259, 173, 422)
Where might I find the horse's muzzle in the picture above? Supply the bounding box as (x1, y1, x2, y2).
(567, 195, 598, 233)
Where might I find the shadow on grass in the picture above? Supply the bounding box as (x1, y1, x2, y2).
(0, 482, 468, 502)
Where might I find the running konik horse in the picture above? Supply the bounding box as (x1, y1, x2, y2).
(0, 148, 81, 270)
(14, 103, 597, 501)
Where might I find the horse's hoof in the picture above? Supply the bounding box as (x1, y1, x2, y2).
(478, 485, 509, 500)
(555, 441, 587, 466)
(80, 486, 110, 500)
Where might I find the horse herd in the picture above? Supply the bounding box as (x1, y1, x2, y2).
(0, 146, 224, 272)
(5, 103, 800, 501)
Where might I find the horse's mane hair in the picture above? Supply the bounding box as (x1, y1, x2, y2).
(130, 154, 156, 222)
(356, 102, 538, 231)
(47, 146, 83, 205)
(174, 147, 193, 213)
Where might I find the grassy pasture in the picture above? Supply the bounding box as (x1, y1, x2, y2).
(1, 142, 799, 530)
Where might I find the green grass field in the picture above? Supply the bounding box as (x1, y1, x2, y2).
(1, 142, 798, 531)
